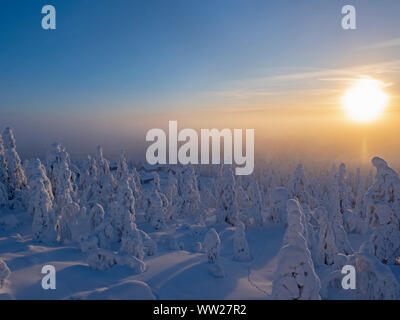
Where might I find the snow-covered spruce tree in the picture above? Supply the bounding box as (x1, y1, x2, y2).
(2, 127, 27, 204)
(271, 243, 322, 300)
(93, 218, 114, 249)
(364, 157, 400, 264)
(199, 179, 216, 213)
(111, 179, 137, 241)
(203, 228, 224, 277)
(25, 159, 54, 201)
(131, 167, 143, 210)
(78, 155, 100, 208)
(0, 135, 8, 207)
(216, 164, 239, 226)
(235, 180, 252, 225)
(55, 202, 80, 244)
(119, 223, 145, 261)
(116, 150, 143, 212)
(245, 179, 263, 226)
(0, 135, 8, 187)
(94, 146, 116, 211)
(165, 170, 178, 214)
(314, 206, 338, 266)
(268, 187, 290, 225)
(176, 166, 201, 221)
(0, 182, 7, 208)
(284, 199, 314, 252)
(31, 180, 55, 242)
(0, 259, 11, 289)
(203, 228, 221, 263)
(355, 241, 399, 299)
(115, 185, 146, 261)
(89, 203, 105, 233)
(233, 222, 250, 262)
(289, 164, 314, 208)
(272, 200, 321, 300)
(336, 163, 352, 214)
(144, 173, 168, 227)
(322, 241, 399, 300)
(327, 170, 353, 255)
(46, 143, 76, 211)
(334, 163, 364, 235)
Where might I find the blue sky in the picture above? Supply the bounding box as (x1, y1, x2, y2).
(0, 0, 399, 157)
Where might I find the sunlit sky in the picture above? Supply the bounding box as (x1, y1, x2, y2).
(0, 0, 399, 161)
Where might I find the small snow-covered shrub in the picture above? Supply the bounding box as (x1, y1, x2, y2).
(87, 249, 118, 270)
(79, 233, 99, 253)
(139, 230, 157, 256)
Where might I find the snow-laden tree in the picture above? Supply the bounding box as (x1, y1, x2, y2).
(216, 164, 239, 226)
(144, 173, 168, 227)
(31, 180, 55, 242)
(364, 157, 400, 264)
(176, 166, 201, 220)
(235, 180, 252, 225)
(247, 179, 264, 225)
(268, 187, 289, 225)
(55, 202, 80, 244)
(94, 218, 114, 249)
(46, 143, 76, 211)
(0, 182, 7, 207)
(355, 241, 399, 299)
(233, 222, 250, 262)
(87, 247, 146, 272)
(87, 249, 118, 270)
(271, 243, 321, 300)
(95, 145, 111, 177)
(95, 146, 116, 211)
(131, 167, 143, 209)
(203, 228, 221, 264)
(0, 135, 8, 187)
(289, 164, 314, 208)
(116, 150, 143, 212)
(284, 199, 314, 252)
(327, 171, 353, 255)
(139, 230, 157, 256)
(89, 203, 105, 233)
(336, 163, 352, 214)
(111, 179, 136, 241)
(203, 228, 224, 277)
(0, 259, 11, 288)
(314, 206, 338, 266)
(2, 127, 26, 202)
(0, 134, 9, 207)
(322, 241, 399, 300)
(25, 159, 54, 202)
(344, 167, 369, 235)
(164, 170, 179, 219)
(78, 155, 100, 208)
(273, 200, 321, 300)
(116, 185, 145, 261)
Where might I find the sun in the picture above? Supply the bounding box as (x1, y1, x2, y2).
(342, 78, 389, 122)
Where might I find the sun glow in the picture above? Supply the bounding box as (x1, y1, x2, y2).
(342, 78, 389, 122)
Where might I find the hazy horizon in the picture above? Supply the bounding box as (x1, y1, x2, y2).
(1, 0, 400, 164)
